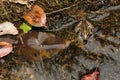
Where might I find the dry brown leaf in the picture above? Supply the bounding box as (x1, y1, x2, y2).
(81, 71, 99, 80)
(9, 0, 28, 5)
(0, 22, 18, 35)
(23, 5, 46, 27)
(0, 42, 13, 58)
(27, 32, 70, 59)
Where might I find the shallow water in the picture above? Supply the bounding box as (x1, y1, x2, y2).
(0, 2, 120, 80)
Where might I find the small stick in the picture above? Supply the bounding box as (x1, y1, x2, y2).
(19, 34, 24, 44)
(46, 2, 80, 15)
(91, 4, 120, 14)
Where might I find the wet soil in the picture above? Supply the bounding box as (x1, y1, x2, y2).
(0, 0, 120, 80)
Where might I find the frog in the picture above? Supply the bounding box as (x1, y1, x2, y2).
(75, 19, 94, 40)
(74, 10, 94, 40)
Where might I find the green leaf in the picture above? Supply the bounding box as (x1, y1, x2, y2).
(19, 22, 32, 33)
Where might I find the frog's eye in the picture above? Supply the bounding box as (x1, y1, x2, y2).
(0, 30, 3, 32)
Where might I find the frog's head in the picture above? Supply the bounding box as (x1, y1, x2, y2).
(81, 32, 89, 40)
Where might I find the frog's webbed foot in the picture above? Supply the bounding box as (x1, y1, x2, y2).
(75, 20, 94, 41)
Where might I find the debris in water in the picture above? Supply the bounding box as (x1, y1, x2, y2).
(81, 71, 99, 80)
(23, 5, 46, 27)
(0, 42, 13, 58)
(0, 22, 18, 35)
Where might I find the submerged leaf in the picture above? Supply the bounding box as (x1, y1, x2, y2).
(0, 22, 18, 35)
(18, 31, 71, 60)
(0, 37, 18, 44)
(0, 42, 13, 58)
(27, 32, 70, 59)
(23, 5, 46, 27)
(19, 22, 32, 33)
(16, 45, 40, 61)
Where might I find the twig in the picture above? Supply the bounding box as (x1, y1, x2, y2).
(95, 60, 99, 71)
(19, 34, 24, 44)
(105, 4, 120, 11)
(46, 2, 80, 15)
(91, 4, 120, 14)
